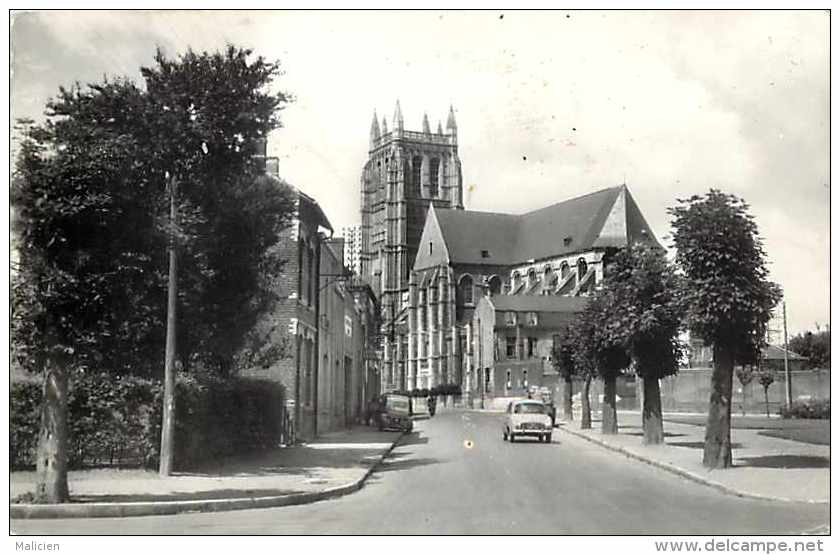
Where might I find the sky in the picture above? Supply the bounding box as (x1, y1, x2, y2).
(9, 9, 830, 336)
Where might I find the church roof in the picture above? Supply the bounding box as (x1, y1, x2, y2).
(431, 185, 658, 266)
(433, 209, 519, 266)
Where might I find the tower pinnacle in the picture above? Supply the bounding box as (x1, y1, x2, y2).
(370, 111, 380, 146)
(422, 113, 431, 134)
(437, 120, 443, 134)
(446, 104, 457, 134)
(393, 100, 404, 131)
(381, 116, 388, 135)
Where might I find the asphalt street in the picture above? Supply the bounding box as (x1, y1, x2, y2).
(11, 409, 829, 535)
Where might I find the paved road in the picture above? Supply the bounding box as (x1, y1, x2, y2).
(11, 409, 829, 534)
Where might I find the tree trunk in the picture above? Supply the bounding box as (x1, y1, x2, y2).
(741, 386, 747, 417)
(764, 387, 770, 418)
(642, 376, 664, 445)
(580, 375, 592, 429)
(602, 374, 618, 434)
(563, 376, 573, 421)
(703, 343, 734, 469)
(159, 177, 178, 477)
(35, 358, 70, 503)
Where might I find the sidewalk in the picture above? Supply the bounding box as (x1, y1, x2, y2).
(556, 410, 829, 504)
(10, 426, 402, 519)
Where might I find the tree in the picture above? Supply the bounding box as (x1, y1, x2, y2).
(11, 45, 294, 499)
(572, 288, 630, 434)
(551, 329, 576, 422)
(600, 243, 683, 445)
(789, 330, 830, 369)
(139, 47, 294, 473)
(12, 94, 156, 502)
(568, 318, 599, 430)
(669, 190, 781, 469)
(735, 365, 755, 416)
(757, 368, 776, 417)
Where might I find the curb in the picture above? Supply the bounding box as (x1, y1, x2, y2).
(10, 433, 404, 520)
(556, 425, 829, 505)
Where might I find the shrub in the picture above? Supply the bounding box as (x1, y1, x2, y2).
(779, 398, 830, 419)
(10, 380, 41, 470)
(438, 383, 462, 396)
(10, 373, 285, 471)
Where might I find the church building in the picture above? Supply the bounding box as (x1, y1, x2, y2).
(355, 103, 660, 394)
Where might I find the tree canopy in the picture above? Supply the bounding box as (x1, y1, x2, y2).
(668, 190, 781, 366)
(789, 330, 830, 369)
(599, 243, 684, 380)
(11, 45, 295, 380)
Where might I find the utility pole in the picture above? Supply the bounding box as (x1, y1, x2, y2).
(159, 174, 178, 476)
(783, 300, 792, 408)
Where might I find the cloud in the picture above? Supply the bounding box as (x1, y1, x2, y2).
(9, 10, 829, 334)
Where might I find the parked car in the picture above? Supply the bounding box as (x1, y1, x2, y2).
(377, 393, 414, 432)
(412, 395, 431, 419)
(502, 399, 553, 443)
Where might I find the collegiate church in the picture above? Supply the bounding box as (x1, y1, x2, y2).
(356, 102, 660, 394)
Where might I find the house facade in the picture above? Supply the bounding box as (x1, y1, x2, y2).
(470, 295, 588, 402)
(241, 178, 332, 442)
(245, 153, 376, 442)
(317, 239, 367, 434)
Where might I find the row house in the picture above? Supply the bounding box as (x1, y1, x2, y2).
(245, 153, 375, 441)
(317, 238, 367, 434)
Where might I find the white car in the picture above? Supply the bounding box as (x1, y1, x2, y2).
(502, 399, 553, 443)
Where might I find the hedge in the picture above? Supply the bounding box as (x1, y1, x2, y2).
(11, 373, 286, 471)
(779, 398, 830, 420)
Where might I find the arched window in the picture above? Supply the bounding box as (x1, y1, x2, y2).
(577, 258, 588, 280)
(412, 156, 422, 194)
(560, 262, 570, 278)
(487, 275, 502, 296)
(429, 157, 440, 197)
(458, 274, 474, 306)
(543, 265, 554, 291)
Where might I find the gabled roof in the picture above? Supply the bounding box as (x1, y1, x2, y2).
(427, 185, 658, 267)
(489, 295, 588, 313)
(763, 345, 807, 361)
(298, 189, 333, 232)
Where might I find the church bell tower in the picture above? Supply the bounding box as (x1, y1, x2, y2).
(359, 102, 464, 328)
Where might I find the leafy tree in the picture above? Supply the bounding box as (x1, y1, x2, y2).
(789, 330, 830, 369)
(551, 329, 576, 422)
(568, 318, 599, 430)
(669, 190, 782, 468)
(600, 243, 683, 445)
(571, 288, 630, 434)
(12, 92, 158, 502)
(757, 368, 776, 417)
(735, 365, 755, 416)
(11, 45, 294, 501)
